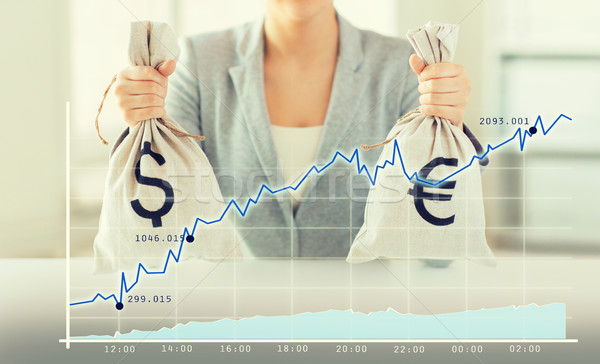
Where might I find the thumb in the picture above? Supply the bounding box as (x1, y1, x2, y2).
(409, 54, 426, 77)
(158, 59, 176, 77)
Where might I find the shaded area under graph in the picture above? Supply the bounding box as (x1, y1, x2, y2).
(75, 304, 565, 340)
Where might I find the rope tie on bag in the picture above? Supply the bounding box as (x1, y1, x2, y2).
(360, 107, 421, 150)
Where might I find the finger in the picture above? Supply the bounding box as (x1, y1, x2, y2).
(419, 91, 468, 107)
(125, 119, 140, 128)
(123, 106, 166, 124)
(418, 63, 464, 82)
(419, 104, 463, 125)
(114, 80, 166, 98)
(158, 59, 176, 77)
(119, 66, 167, 88)
(118, 94, 165, 110)
(418, 77, 462, 94)
(409, 54, 426, 75)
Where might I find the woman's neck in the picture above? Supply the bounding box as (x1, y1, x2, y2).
(263, 4, 338, 62)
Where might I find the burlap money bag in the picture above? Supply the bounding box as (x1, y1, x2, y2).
(347, 22, 495, 266)
(93, 21, 240, 273)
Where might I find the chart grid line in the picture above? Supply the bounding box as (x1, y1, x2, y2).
(69, 114, 571, 309)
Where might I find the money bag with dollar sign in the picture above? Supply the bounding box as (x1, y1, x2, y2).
(347, 21, 495, 266)
(93, 21, 241, 273)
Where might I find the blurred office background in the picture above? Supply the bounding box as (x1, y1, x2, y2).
(1, 0, 599, 258)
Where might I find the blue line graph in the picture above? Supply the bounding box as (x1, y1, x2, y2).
(70, 114, 571, 308)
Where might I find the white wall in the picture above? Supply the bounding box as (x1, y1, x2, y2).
(0, 0, 70, 257)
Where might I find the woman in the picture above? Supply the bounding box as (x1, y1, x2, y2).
(113, 0, 479, 259)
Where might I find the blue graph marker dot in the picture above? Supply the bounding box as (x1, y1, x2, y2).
(116, 302, 124, 310)
(68, 114, 571, 308)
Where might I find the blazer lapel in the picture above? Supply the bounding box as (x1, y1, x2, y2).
(314, 15, 369, 166)
(227, 14, 369, 222)
(228, 18, 293, 220)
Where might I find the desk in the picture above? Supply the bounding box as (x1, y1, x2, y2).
(1, 258, 599, 363)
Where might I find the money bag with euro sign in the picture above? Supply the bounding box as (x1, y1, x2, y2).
(93, 21, 241, 273)
(347, 21, 495, 266)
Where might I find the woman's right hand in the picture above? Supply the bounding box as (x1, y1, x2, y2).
(113, 59, 176, 127)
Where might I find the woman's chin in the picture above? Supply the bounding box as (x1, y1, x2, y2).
(267, 0, 334, 22)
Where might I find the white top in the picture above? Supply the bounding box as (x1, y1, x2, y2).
(270, 124, 324, 212)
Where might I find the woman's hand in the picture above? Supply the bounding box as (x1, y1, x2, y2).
(113, 60, 176, 127)
(409, 54, 471, 130)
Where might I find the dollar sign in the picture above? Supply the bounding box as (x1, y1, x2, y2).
(130, 141, 174, 228)
(408, 157, 458, 226)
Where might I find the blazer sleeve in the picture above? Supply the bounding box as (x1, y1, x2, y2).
(165, 36, 203, 144)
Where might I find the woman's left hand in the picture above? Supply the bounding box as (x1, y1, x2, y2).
(409, 54, 471, 130)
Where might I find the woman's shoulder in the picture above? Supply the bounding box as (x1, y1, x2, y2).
(360, 27, 412, 50)
(336, 14, 413, 75)
(356, 28, 414, 68)
(178, 21, 255, 66)
(184, 22, 250, 47)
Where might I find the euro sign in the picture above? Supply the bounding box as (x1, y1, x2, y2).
(130, 141, 174, 228)
(408, 157, 458, 226)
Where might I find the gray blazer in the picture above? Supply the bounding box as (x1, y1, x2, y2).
(162, 14, 487, 258)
